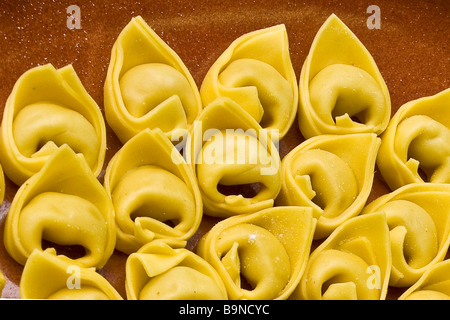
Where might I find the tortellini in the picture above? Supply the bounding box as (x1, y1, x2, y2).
(104, 16, 202, 144)
(200, 24, 298, 139)
(0, 63, 106, 186)
(377, 88, 450, 191)
(295, 212, 391, 300)
(2, 11, 447, 302)
(298, 14, 391, 139)
(126, 241, 227, 300)
(3, 145, 116, 269)
(187, 97, 281, 217)
(276, 133, 380, 239)
(104, 128, 203, 254)
(20, 249, 122, 300)
(362, 183, 450, 287)
(399, 259, 450, 300)
(197, 206, 316, 300)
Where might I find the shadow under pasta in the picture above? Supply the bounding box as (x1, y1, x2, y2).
(217, 182, 262, 199)
(129, 204, 180, 229)
(41, 239, 86, 260)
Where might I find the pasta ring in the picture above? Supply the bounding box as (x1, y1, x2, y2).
(296, 212, 391, 300)
(377, 88, 450, 190)
(197, 206, 316, 300)
(104, 128, 202, 254)
(362, 183, 450, 287)
(3, 145, 116, 269)
(0, 64, 106, 186)
(298, 14, 390, 138)
(104, 16, 202, 144)
(200, 24, 298, 139)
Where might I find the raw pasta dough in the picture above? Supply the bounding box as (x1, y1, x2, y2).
(104, 128, 202, 254)
(0, 64, 106, 186)
(3, 145, 116, 269)
(399, 259, 450, 300)
(104, 16, 202, 144)
(276, 133, 380, 239)
(20, 249, 122, 300)
(126, 240, 227, 300)
(200, 24, 298, 139)
(296, 212, 391, 300)
(187, 97, 281, 217)
(298, 14, 391, 139)
(197, 206, 316, 300)
(377, 88, 450, 191)
(362, 183, 450, 287)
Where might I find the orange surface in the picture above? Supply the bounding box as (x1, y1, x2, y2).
(0, 0, 448, 299)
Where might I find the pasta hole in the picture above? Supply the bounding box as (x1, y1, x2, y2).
(321, 278, 334, 296)
(259, 111, 274, 129)
(307, 174, 326, 210)
(130, 206, 180, 229)
(406, 150, 433, 182)
(240, 273, 255, 291)
(311, 193, 326, 210)
(41, 239, 86, 260)
(217, 183, 261, 198)
(332, 96, 368, 125)
(416, 166, 430, 182)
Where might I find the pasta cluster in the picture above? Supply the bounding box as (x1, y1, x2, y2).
(0, 13, 448, 300)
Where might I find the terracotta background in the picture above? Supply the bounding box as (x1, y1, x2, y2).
(0, 0, 448, 299)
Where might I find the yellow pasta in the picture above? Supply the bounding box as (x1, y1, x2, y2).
(0, 64, 106, 186)
(187, 97, 281, 217)
(20, 249, 122, 300)
(200, 25, 298, 139)
(0, 269, 4, 296)
(276, 133, 380, 239)
(399, 259, 450, 300)
(295, 212, 391, 300)
(3, 145, 116, 269)
(0, 162, 5, 207)
(104, 16, 202, 144)
(104, 128, 202, 254)
(362, 183, 450, 287)
(377, 88, 450, 191)
(298, 14, 391, 139)
(197, 206, 316, 300)
(126, 240, 227, 300)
